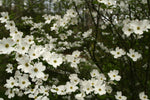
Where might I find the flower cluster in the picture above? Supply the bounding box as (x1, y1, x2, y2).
(51, 69, 121, 100)
(0, 11, 122, 100)
(122, 19, 150, 36)
(110, 47, 142, 61)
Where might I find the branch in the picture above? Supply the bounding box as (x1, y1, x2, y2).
(72, 2, 83, 21)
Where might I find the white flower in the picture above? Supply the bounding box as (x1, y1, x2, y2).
(72, 50, 81, 58)
(115, 91, 127, 100)
(69, 74, 80, 85)
(18, 74, 31, 89)
(43, 15, 53, 24)
(24, 35, 34, 44)
(14, 70, 22, 79)
(47, 53, 63, 68)
(12, 33, 22, 44)
(139, 92, 149, 100)
(108, 70, 121, 81)
(28, 45, 44, 60)
(66, 9, 77, 18)
(65, 82, 78, 93)
(127, 49, 142, 61)
(110, 47, 126, 58)
(5, 89, 15, 98)
(56, 85, 66, 95)
(94, 84, 106, 95)
(51, 85, 59, 93)
(0, 38, 15, 54)
(106, 85, 112, 93)
(60, 18, 68, 27)
(0, 12, 9, 23)
(5, 21, 16, 30)
(96, 73, 106, 81)
(75, 92, 85, 100)
(4, 77, 18, 88)
(130, 20, 145, 35)
(15, 40, 30, 54)
(24, 85, 38, 95)
(89, 78, 98, 87)
(82, 29, 92, 38)
(35, 96, 49, 100)
(51, 23, 59, 31)
(39, 86, 50, 96)
(122, 25, 134, 36)
(81, 80, 93, 94)
(29, 62, 46, 79)
(17, 56, 32, 73)
(6, 64, 13, 73)
(10, 28, 22, 37)
(42, 74, 49, 81)
(90, 69, 100, 78)
(15, 89, 23, 97)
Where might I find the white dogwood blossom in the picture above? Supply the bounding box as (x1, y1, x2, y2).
(110, 47, 126, 58)
(139, 92, 149, 100)
(115, 91, 127, 100)
(127, 49, 142, 61)
(108, 70, 121, 81)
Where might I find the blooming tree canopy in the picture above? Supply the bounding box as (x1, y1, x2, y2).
(0, 0, 150, 100)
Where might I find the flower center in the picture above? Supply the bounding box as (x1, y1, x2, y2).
(16, 39, 19, 42)
(74, 80, 77, 82)
(11, 82, 14, 85)
(25, 63, 29, 67)
(99, 88, 101, 91)
(31, 89, 34, 91)
(28, 39, 31, 42)
(54, 60, 57, 63)
(18, 54, 22, 58)
(10, 23, 13, 26)
(119, 96, 122, 99)
(22, 81, 26, 84)
(5, 16, 7, 19)
(33, 53, 36, 56)
(128, 28, 131, 31)
(15, 31, 18, 34)
(87, 88, 90, 90)
(92, 83, 94, 86)
(137, 27, 140, 30)
(117, 52, 120, 55)
(34, 68, 38, 72)
(22, 47, 25, 50)
(55, 88, 59, 91)
(132, 54, 135, 57)
(70, 86, 73, 89)
(5, 44, 9, 48)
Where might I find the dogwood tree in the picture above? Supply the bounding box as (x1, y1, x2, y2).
(0, 0, 150, 100)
